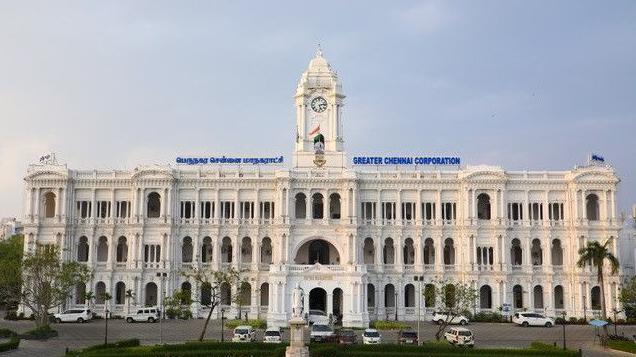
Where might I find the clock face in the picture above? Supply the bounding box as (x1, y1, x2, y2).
(310, 96, 328, 113)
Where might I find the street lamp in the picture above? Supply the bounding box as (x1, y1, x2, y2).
(156, 272, 167, 344)
(414, 276, 424, 345)
(221, 308, 226, 342)
(612, 308, 623, 336)
(560, 311, 567, 350)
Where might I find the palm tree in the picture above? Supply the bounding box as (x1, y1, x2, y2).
(125, 289, 135, 315)
(577, 240, 619, 335)
(83, 291, 95, 310)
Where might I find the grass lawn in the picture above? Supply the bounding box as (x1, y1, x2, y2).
(607, 340, 636, 354)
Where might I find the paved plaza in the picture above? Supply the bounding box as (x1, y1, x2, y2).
(0, 318, 634, 356)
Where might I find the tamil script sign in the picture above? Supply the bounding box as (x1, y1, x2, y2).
(176, 156, 284, 165)
(352, 156, 461, 166)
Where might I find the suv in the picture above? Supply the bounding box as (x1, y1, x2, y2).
(125, 307, 160, 323)
(307, 309, 329, 325)
(310, 324, 335, 343)
(513, 312, 554, 327)
(398, 330, 418, 345)
(263, 327, 282, 343)
(54, 309, 92, 323)
(232, 326, 256, 342)
(432, 312, 469, 325)
(362, 329, 381, 345)
(337, 329, 357, 345)
(445, 327, 474, 347)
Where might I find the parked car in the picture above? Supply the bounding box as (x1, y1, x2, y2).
(125, 307, 160, 323)
(338, 329, 357, 345)
(263, 327, 283, 343)
(362, 329, 382, 345)
(432, 311, 469, 325)
(310, 324, 336, 343)
(307, 309, 330, 325)
(512, 312, 555, 327)
(53, 309, 92, 323)
(398, 330, 418, 345)
(232, 325, 256, 342)
(444, 327, 475, 347)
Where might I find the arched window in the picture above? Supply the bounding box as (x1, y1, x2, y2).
(511, 239, 522, 265)
(480, 285, 492, 309)
(444, 284, 456, 308)
(75, 283, 86, 304)
(308, 240, 330, 264)
(115, 282, 126, 305)
(533, 285, 544, 309)
(220, 282, 231, 305)
(477, 193, 491, 220)
(329, 193, 341, 219)
(551, 239, 563, 266)
(423, 238, 435, 265)
(554, 285, 564, 309)
(591, 286, 601, 310)
(513, 285, 523, 309)
(384, 284, 395, 308)
(145, 282, 157, 306)
(531, 239, 542, 265)
(260, 283, 269, 306)
(221, 237, 232, 263)
(424, 284, 435, 307)
(383, 238, 395, 264)
(312, 193, 324, 219)
(116, 236, 128, 262)
(404, 284, 415, 307)
(181, 282, 192, 304)
(586, 194, 599, 221)
(444, 238, 455, 265)
(43, 192, 56, 218)
(97, 236, 108, 262)
(77, 236, 89, 262)
(367, 284, 375, 308)
(295, 193, 306, 219)
(403, 238, 415, 265)
(201, 237, 213, 263)
(201, 282, 212, 306)
(182, 237, 193, 263)
(239, 282, 251, 306)
(261, 237, 272, 264)
(363, 238, 375, 264)
(147, 192, 161, 218)
(241, 237, 252, 263)
(95, 282, 106, 304)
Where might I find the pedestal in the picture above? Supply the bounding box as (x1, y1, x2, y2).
(286, 318, 309, 357)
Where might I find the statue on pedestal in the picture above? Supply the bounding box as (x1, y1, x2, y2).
(291, 283, 305, 320)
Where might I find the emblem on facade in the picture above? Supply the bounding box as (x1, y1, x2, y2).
(313, 132, 326, 167)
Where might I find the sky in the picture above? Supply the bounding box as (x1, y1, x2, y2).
(0, 1, 635, 219)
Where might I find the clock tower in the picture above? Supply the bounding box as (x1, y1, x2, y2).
(293, 47, 346, 168)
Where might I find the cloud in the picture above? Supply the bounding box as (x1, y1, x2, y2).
(396, 1, 456, 34)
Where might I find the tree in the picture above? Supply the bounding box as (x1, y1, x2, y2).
(125, 289, 135, 315)
(234, 279, 251, 320)
(619, 276, 636, 319)
(21, 244, 92, 327)
(0, 234, 24, 310)
(424, 280, 478, 341)
(577, 240, 619, 336)
(164, 289, 193, 319)
(83, 291, 95, 310)
(182, 266, 243, 341)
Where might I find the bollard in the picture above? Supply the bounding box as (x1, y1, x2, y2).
(578, 348, 582, 356)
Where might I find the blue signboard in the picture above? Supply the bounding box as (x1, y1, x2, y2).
(352, 156, 461, 166)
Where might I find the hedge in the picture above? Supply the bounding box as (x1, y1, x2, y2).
(369, 320, 411, 330)
(19, 325, 58, 340)
(67, 342, 287, 357)
(225, 319, 267, 329)
(0, 337, 20, 353)
(607, 340, 636, 354)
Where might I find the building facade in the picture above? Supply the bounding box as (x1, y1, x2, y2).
(22, 50, 624, 327)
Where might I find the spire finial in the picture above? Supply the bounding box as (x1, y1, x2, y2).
(316, 43, 323, 57)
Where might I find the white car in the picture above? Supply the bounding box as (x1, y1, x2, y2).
(310, 324, 335, 343)
(54, 309, 92, 323)
(362, 328, 381, 344)
(263, 327, 283, 343)
(512, 312, 555, 327)
(307, 309, 329, 325)
(444, 327, 475, 347)
(125, 307, 160, 323)
(232, 326, 256, 342)
(432, 311, 469, 325)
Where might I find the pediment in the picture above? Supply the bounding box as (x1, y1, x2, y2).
(131, 166, 176, 181)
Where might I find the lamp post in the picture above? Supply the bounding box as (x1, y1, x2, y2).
(414, 276, 424, 345)
(583, 295, 587, 322)
(156, 272, 167, 344)
(612, 308, 622, 336)
(561, 311, 567, 350)
(221, 308, 226, 342)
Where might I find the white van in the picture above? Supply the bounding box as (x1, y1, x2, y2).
(263, 327, 283, 343)
(53, 309, 93, 323)
(444, 327, 474, 347)
(307, 309, 329, 325)
(125, 307, 160, 323)
(233, 325, 256, 342)
(512, 312, 555, 327)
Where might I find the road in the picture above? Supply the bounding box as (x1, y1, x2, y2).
(0, 318, 634, 357)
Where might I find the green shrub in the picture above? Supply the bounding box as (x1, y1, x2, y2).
(369, 320, 410, 330)
(0, 337, 20, 353)
(471, 311, 504, 322)
(0, 328, 17, 338)
(225, 319, 267, 329)
(20, 325, 58, 340)
(3, 310, 18, 321)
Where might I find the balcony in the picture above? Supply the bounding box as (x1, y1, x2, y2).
(511, 265, 523, 271)
(444, 265, 455, 272)
(423, 264, 434, 272)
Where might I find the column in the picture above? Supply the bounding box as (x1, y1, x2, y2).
(376, 190, 381, 225)
(90, 188, 96, 221)
(214, 190, 220, 221)
(34, 188, 40, 219)
(375, 238, 383, 271)
(500, 189, 505, 223)
(416, 190, 422, 224)
(107, 236, 114, 269)
(396, 190, 402, 224)
(352, 187, 357, 222)
(254, 189, 260, 223)
(326, 292, 333, 317)
(323, 190, 328, 221)
(436, 190, 442, 224)
(471, 189, 476, 220)
(306, 191, 312, 221)
(436, 234, 444, 270)
(610, 190, 616, 221)
(415, 236, 423, 269)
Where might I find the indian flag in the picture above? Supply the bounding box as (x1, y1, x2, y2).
(309, 124, 320, 136)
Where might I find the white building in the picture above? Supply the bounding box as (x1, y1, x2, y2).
(0, 217, 23, 240)
(21, 50, 625, 327)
